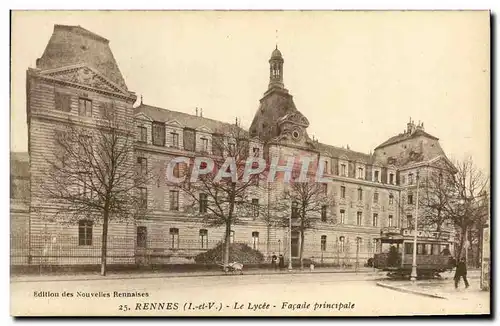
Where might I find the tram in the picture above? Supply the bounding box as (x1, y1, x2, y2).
(372, 227, 455, 279)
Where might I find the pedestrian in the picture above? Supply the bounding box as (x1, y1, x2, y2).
(454, 257, 469, 289)
(278, 254, 285, 270)
(271, 252, 278, 271)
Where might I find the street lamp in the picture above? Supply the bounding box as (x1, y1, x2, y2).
(288, 211, 293, 271)
(410, 171, 420, 282)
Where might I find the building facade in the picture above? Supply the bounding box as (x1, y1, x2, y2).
(15, 25, 455, 268)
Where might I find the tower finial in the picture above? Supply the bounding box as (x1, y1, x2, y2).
(275, 29, 278, 49)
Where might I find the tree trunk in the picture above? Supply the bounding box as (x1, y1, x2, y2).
(456, 226, 467, 261)
(100, 210, 109, 276)
(299, 230, 305, 270)
(224, 221, 231, 270)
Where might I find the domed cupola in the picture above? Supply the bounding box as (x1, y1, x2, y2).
(269, 45, 284, 89)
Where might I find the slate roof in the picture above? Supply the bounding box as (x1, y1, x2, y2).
(375, 129, 439, 150)
(136, 104, 248, 136)
(36, 25, 128, 90)
(315, 142, 372, 163)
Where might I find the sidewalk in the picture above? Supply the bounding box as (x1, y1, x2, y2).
(377, 274, 489, 301)
(10, 266, 378, 283)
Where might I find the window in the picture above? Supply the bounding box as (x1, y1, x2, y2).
(340, 209, 345, 224)
(324, 160, 329, 174)
(340, 164, 347, 176)
(199, 193, 208, 213)
(357, 212, 362, 226)
(252, 147, 260, 157)
(389, 193, 394, 205)
(321, 235, 327, 251)
(339, 236, 345, 253)
(55, 92, 71, 112)
(372, 239, 378, 253)
(173, 163, 180, 178)
(388, 215, 393, 227)
(137, 226, 147, 248)
(201, 137, 209, 152)
(408, 192, 413, 205)
(408, 173, 414, 185)
(401, 175, 406, 185)
(357, 188, 363, 201)
(137, 157, 147, 176)
(356, 237, 362, 253)
(152, 122, 165, 146)
(407, 215, 413, 229)
(137, 126, 147, 143)
(340, 186, 346, 199)
(199, 229, 208, 249)
(171, 132, 179, 148)
(139, 187, 147, 209)
(78, 220, 93, 246)
(169, 190, 179, 211)
(432, 244, 440, 255)
(425, 244, 433, 255)
(372, 213, 378, 227)
(389, 173, 394, 184)
(78, 172, 93, 198)
(252, 199, 259, 217)
(373, 192, 379, 203)
(78, 98, 92, 117)
(417, 243, 425, 255)
(357, 167, 364, 179)
(230, 230, 235, 244)
(321, 205, 327, 222)
(101, 102, 115, 120)
(374, 170, 379, 182)
(252, 231, 259, 250)
(291, 201, 299, 219)
(405, 243, 413, 254)
(169, 228, 179, 249)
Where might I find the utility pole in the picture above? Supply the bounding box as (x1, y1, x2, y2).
(410, 171, 420, 282)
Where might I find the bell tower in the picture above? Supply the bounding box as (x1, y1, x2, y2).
(268, 45, 284, 89)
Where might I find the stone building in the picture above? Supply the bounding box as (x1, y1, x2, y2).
(16, 25, 455, 268)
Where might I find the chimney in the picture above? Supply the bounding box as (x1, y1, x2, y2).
(200, 108, 203, 117)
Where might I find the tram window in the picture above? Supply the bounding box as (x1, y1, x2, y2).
(417, 244, 425, 255)
(432, 244, 440, 255)
(405, 243, 413, 254)
(425, 244, 432, 255)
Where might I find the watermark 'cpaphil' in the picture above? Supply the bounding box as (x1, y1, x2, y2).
(165, 155, 332, 184)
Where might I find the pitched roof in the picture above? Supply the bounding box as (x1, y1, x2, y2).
(315, 142, 372, 163)
(136, 104, 248, 136)
(375, 129, 439, 150)
(36, 25, 128, 90)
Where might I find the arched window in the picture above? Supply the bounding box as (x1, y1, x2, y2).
(339, 236, 345, 253)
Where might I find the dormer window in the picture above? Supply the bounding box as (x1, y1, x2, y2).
(137, 126, 147, 143)
(340, 163, 347, 177)
(324, 160, 329, 174)
(389, 173, 394, 185)
(408, 173, 414, 185)
(374, 170, 380, 182)
(170, 132, 179, 148)
(357, 167, 364, 179)
(201, 137, 209, 152)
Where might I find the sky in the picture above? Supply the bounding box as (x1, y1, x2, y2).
(10, 11, 490, 173)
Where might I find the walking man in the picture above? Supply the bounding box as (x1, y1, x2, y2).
(454, 257, 469, 289)
(271, 252, 278, 271)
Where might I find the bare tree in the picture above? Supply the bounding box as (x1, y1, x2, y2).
(282, 171, 329, 269)
(41, 109, 150, 276)
(175, 126, 261, 269)
(445, 158, 489, 260)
